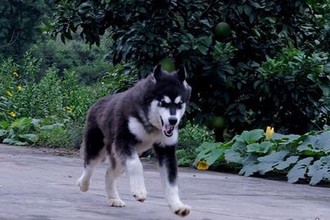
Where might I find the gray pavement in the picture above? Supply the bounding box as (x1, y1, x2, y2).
(0, 144, 329, 220)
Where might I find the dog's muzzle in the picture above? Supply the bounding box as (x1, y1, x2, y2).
(160, 117, 175, 137)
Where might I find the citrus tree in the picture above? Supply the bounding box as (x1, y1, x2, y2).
(53, 0, 330, 138)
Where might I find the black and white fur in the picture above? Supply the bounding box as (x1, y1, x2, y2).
(77, 65, 192, 217)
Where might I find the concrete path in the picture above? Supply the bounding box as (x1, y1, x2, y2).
(0, 144, 329, 220)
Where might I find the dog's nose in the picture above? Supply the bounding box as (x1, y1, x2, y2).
(168, 117, 177, 125)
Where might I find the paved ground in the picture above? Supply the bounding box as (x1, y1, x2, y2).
(0, 144, 329, 220)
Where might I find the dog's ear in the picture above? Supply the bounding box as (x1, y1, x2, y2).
(153, 64, 162, 81)
(176, 65, 186, 82)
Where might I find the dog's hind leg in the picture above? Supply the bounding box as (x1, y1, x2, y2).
(77, 153, 105, 192)
(105, 152, 126, 207)
(77, 126, 105, 192)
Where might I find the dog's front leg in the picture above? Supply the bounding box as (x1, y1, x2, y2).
(154, 144, 191, 217)
(125, 151, 147, 202)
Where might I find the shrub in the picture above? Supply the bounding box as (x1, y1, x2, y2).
(195, 127, 330, 185)
(225, 48, 330, 135)
(0, 54, 41, 121)
(0, 54, 139, 148)
(13, 67, 64, 119)
(30, 38, 112, 84)
(0, 116, 72, 147)
(37, 122, 72, 148)
(0, 117, 38, 146)
(53, 0, 330, 137)
(177, 121, 215, 167)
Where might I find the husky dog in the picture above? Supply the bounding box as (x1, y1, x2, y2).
(77, 65, 192, 216)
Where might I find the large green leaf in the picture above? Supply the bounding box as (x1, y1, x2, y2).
(40, 123, 65, 131)
(3, 138, 27, 146)
(246, 141, 273, 154)
(257, 150, 290, 175)
(225, 140, 247, 164)
(236, 129, 264, 144)
(272, 133, 302, 147)
(298, 131, 330, 153)
(193, 142, 220, 166)
(18, 134, 38, 143)
(307, 156, 330, 185)
(205, 148, 226, 166)
(238, 154, 259, 176)
(275, 156, 299, 170)
(287, 157, 313, 183)
(0, 129, 8, 138)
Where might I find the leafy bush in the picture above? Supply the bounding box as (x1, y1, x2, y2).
(0, 0, 50, 60)
(37, 122, 71, 148)
(0, 116, 71, 147)
(0, 53, 41, 121)
(177, 121, 215, 167)
(195, 128, 330, 185)
(0, 53, 138, 148)
(53, 0, 330, 137)
(14, 67, 64, 118)
(30, 39, 112, 84)
(0, 117, 38, 146)
(226, 48, 330, 134)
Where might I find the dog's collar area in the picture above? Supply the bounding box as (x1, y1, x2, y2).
(160, 117, 174, 137)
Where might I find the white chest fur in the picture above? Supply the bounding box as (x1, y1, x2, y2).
(128, 117, 178, 154)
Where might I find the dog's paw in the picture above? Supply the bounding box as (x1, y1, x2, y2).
(108, 198, 126, 207)
(77, 178, 90, 192)
(132, 188, 147, 202)
(172, 204, 191, 217)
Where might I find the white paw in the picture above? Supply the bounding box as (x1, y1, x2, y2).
(171, 204, 191, 217)
(77, 178, 90, 192)
(132, 188, 147, 202)
(108, 198, 126, 207)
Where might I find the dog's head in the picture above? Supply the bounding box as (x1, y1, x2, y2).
(149, 65, 191, 138)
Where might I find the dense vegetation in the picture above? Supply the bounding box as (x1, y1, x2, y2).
(0, 0, 329, 184)
(53, 0, 330, 137)
(195, 128, 330, 185)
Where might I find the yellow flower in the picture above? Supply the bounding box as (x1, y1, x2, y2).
(65, 106, 73, 112)
(12, 71, 19, 77)
(196, 160, 209, 170)
(9, 111, 16, 118)
(17, 85, 22, 91)
(6, 91, 13, 97)
(265, 126, 274, 140)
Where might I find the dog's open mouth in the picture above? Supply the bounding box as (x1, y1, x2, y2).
(160, 118, 175, 137)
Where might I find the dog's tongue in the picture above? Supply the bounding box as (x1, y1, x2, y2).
(164, 124, 174, 137)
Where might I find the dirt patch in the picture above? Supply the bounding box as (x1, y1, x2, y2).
(36, 147, 80, 157)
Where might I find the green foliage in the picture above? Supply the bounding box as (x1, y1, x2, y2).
(53, 0, 330, 137)
(0, 55, 39, 121)
(177, 121, 215, 167)
(0, 116, 71, 147)
(14, 68, 64, 118)
(30, 39, 112, 84)
(0, 0, 51, 60)
(246, 48, 330, 133)
(195, 129, 330, 185)
(0, 53, 137, 148)
(194, 142, 231, 168)
(37, 122, 71, 148)
(0, 117, 37, 146)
